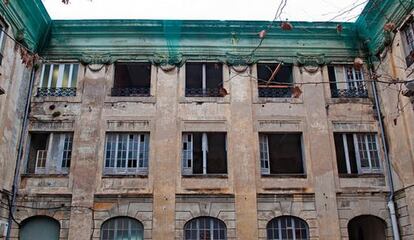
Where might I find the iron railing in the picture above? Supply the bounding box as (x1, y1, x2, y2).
(331, 87, 368, 98)
(37, 87, 77, 97)
(258, 87, 292, 98)
(185, 88, 223, 97)
(111, 87, 151, 97)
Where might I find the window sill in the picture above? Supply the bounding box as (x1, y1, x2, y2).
(327, 97, 372, 105)
(254, 97, 303, 104)
(32, 96, 82, 103)
(179, 96, 229, 104)
(261, 174, 307, 178)
(102, 174, 148, 178)
(104, 96, 156, 103)
(21, 173, 69, 178)
(182, 174, 228, 178)
(339, 173, 384, 178)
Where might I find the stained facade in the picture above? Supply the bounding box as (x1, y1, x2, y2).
(1, 0, 414, 240)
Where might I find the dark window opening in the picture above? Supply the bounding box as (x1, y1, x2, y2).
(182, 132, 227, 175)
(348, 215, 386, 240)
(27, 133, 49, 174)
(185, 62, 224, 97)
(257, 63, 293, 98)
(112, 63, 151, 96)
(260, 133, 304, 175)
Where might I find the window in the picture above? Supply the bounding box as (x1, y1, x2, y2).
(185, 62, 224, 97)
(259, 133, 305, 176)
(182, 132, 227, 175)
(112, 62, 151, 96)
(267, 216, 309, 240)
(334, 133, 382, 175)
(100, 217, 144, 240)
(184, 217, 226, 240)
(402, 21, 414, 67)
(20, 216, 60, 240)
(328, 65, 367, 98)
(104, 133, 149, 175)
(257, 63, 293, 98)
(38, 63, 79, 97)
(348, 215, 386, 240)
(26, 133, 73, 174)
(0, 23, 6, 66)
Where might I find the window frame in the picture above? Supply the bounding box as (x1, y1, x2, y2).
(267, 216, 309, 240)
(259, 132, 306, 176)
(184, 217, 227, 240)
(181, 132, 227, 176)
(100, 217, 144, 240)
(111, 62, 152, 97)
(103, 132, 150, 175)
(0, 21, 6, 66)
(256, 63, 294, 98)
(335, 133, 382, 175)
(28, 132, 73, 175)
(185, 62, 224, 97)
(37, 63, 79, 97)
(402, 20, 414, 67)
(328, 65, 368, 98)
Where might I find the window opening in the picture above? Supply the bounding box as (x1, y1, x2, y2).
(38, 63, 79, 97)
(257, 63, 293, 98)
(185, 62, 224, 97)
(112, 62, 151, 97)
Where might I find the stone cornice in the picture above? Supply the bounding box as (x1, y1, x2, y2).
(0, 0, 51, 52)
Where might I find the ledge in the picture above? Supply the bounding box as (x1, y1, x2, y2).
(102, 174, 148, 178)
(339, 173, 384, 178)
(254, 97, 303, 104)
(104, 96, 156, 103)
(21, 174, 69, 178)
(182, 174, 228, 179)
(32, 96, 82, 103)
(179, 96, 229, 104)
(327, 97, 373, 105)
(261, 174, 307, 178)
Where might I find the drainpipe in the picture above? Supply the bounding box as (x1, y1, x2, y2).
(370, 71, 401, 240)
(6, 66, 36, 240)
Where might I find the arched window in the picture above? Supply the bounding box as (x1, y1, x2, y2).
(348, 215, 386, 240)
(184, 217, 227, 240)
(20, 216, 60, 240)
(100, 217, 144, 240)
(267, 216, 309, 240)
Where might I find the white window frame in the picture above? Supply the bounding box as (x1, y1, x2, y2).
(34, 133, 73, 174)
(333, 65, 366, 90)
(181, 132, 227, 175)
(104, 133, 149, 175)
(39, 63, 79, 88)
(339, 133, 382, 174)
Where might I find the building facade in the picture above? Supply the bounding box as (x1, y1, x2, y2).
(1, 0, 414, 239)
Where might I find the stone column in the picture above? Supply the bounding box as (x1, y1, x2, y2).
(68, 66, 106, 240)
(302, 69, 341, 239)
(151, 66, 179, 239)
(228, 66, 259, 239)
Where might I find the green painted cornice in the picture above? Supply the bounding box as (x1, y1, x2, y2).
(41, 19, 361, 63)
(356, 0, 414, 55)
(0, 0, 51, 52)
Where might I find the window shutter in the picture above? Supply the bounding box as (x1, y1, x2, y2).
(334, 66, 347, 89)
(259, 135, 270, 175)
(182, 133, 193, 175)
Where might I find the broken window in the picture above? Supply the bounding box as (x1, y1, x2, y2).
(38, 63, 79, 97)
(182, 132, 227, 175)
(328, 65, 368, 98)
(0, 22, 6, 66)
(334, 133, 382, 175)
(26, 133, 73, 174)
(259, 133, 305, 175)
(185, 62, 224, 97)
(112, 62, 151, 96)
(104, 133, 150, 175)
(402, 21, 414, 67)
(257, 63, 293, 98)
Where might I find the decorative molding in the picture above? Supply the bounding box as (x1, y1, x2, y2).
(256, 119, 302, 132)
(182, 120, 227, 132)
(332, 121, 377, 132)
(30, 120, 74, 131)
(224, 52, 254, 66)
(80, 53, 114, 65)
(107, 120, 151, 131)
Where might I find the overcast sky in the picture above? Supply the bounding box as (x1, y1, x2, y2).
(42, 0, 367, 22)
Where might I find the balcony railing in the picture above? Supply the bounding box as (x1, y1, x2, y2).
(331, 87, 368, 98)
(258, 86, 292, 98)
(37, 87, 77, 97)
(111, 87, 151, 97)
(185, 88, 223, 97)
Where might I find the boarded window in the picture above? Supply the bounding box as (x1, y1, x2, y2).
(257, 63, 293, 98)
(182, 132, 227, 175)
(27, 133, 73, 174)
(185, 62, 223, 97)
(112, 63, 151, 96)
(334, 133, 382, 175)
(259, 133, 304, 175)
(20, 216, 60, 240)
